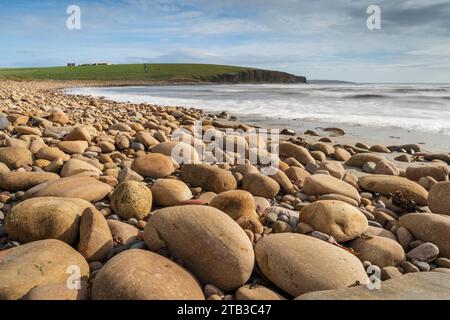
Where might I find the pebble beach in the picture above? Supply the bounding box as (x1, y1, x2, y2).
(1, 79, 450, 300)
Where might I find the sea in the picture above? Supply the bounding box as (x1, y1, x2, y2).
(66, 83, 450, 151)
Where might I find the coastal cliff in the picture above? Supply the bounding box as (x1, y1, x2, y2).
(204, 69, 307, 84)
(0, 64, 307, 84)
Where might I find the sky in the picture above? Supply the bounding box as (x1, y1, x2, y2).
(0, 0, 450, 83)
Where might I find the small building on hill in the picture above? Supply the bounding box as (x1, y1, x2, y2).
(67, 63, 76, 67)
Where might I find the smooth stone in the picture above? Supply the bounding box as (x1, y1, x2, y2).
(0, 239, 89, 300)
(317, 194, 359, 207)
(381, 266, 403, 280)
(345, 153, 386, 168)
(21, 282, 89, 300)
(0, 162, 10, 175)
(151, 179, 192, 207)
(296, 272, 450, 300)
(135, 131, 159, 148)
(78, 208, 114, 262)
(107, 220, 139, 246)
(35, 146, 70, 161)
(406, 242, 439, 263)
(369, 145, 391, 153)
(24, 176, 112, 203)
(144, 205, 254, 291)
(91, 249, 204, 300)
(278, 142, 315, 165)
(285, 166, 310, 188)
(311, 142, 335, 157)
(5, 197, 93, 245)
(117, 167, 144, 183)
(236, 285, 285, 300)
(362, 162, 376, 173)
(299, 200, 368, 242)
(349, 235, 406, 268)
(334, 147, 351, 162)
(180, 163, 237, 194)
(242, 173, 280, 198)
(0, 172, 59, 191)
(253, 196, 271, 213)
(399, 213, 450, 258)
(0, 147, 33, 169)
(255, 233, 368, 297)
(358, 175, 428, 206)
(131, 153, 175, 178)
(436, 258, 450, 268)
(365, 225, 397, 241)
(60, 159, 103, 178)
(318, 161, 345, 179)
(401, 261, 420, 273)
(406, 165, 449, 182)
(210, 190, 257, 220)
(110, 181, 152, 220)
(64, 127, 92, 142)
(374, 159, 399, 176)
(428, 182, 450, 215)
(152, 141, 200, 164)
(303, 174, 361, 203)
(57, 141, 89, 154)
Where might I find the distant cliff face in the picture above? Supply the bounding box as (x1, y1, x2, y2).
(204, 69, 307, 84)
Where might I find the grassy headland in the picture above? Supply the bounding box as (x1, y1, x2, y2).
(0, 63, 306, 84)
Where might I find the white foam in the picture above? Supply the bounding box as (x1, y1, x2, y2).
(66, 83, 450, 136)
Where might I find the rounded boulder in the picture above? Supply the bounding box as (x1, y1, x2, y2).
(131, 153, 175, 178)
(255, 233, 368, 297)
(5, 197, 94, 245)
(359, 175, 428, 206)
(0, 239, 89, 300)
(299, 200, 368, 242)
(151, 179, 192, 207)
(349, 235, 406, 268)
(210, 190, 257, 220)
(428, 182, 450, 215)
(91, 249, 204, 300)
(303, 174, 361, 203)
(242, 173, 280, 198)
(143, 205, 254, 291)
(399, 213, 450, 258)
(180, 163, 237, 193)
(111, 181, 153, 220)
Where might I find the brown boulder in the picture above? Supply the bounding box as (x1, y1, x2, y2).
(0, 171, 59, 191)
(299, 200, 368, 242)
(151, 179, 192, 207)
(303, 174, 361, 203)
(5, 197, 93, 245)
(91, 249, 204, 300)
(428, 182, 450, 215)
(131, 153, 175, 178)
(180, 163, 237, 193)
(399, 213, 450, 258)
(110, 181, 152, 220)
(255, 233, 368, 297)
(0, 240, 89, 300)
(24, 176, 112, 203)
(0, 146, 33, 169)
(358, 175, 428, 206)
(78, 208, 114, 262)
(144, 205, 254, 291)
(242, 173, 280, 198)
(349, 235, 406, 268)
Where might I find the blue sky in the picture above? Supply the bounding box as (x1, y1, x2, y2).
(1, 0, 450, 82)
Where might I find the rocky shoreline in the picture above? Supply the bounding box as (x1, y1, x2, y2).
(0, 80, 450, 300)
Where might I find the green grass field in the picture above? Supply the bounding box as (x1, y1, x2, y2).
(0, 63, 255, 81)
